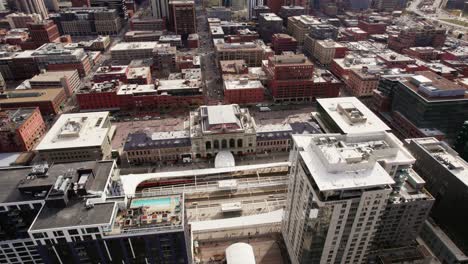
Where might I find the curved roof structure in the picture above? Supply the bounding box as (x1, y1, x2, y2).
(120, 162, 290, 196)
(225, 243, 256, 264)
(215, 151, 235, 168)
(190, 209, 283, 232)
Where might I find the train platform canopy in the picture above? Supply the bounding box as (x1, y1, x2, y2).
(215, 151, 235, 168)
(120, 162, 290, 196)
(190, 209, 283, 232)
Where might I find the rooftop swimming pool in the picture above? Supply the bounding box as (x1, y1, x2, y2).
(131, 197, 179, 208)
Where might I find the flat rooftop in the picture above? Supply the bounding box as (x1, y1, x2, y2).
(294, 134, 395, 192)
(224, 79, 263, 90)
(29, 160, 116, 231)
(0, 108, 37, 129)
(317, 97, 390, 134)
(127, 67, 150, 79)
(220, 60, 248, 74)
(111, 42, 158, 51)
(377, 52, 415, 62)
(260, 13, 282, 21)
(425, 62, 457, 74)
(0, 160, 113, 205)
(158, 79, 201, 91)
(216, 42, 263, 51)
(107, 195, 183, 236)
(400, 71, 467, 101)
(124, 131, 191, 151)
(117, 84, 157, 95)
(408, 137, 468, 187)
(333, 55, 380, 70)
(29, 70, 78, 83)
(159, 35, 182, 41)
(270, 54, 312, 66)
(30, 201, 115, 231)
(316, 39, 345, 48)
(35, 112, 111, 151)
(207, 105, 238, 126)
(0, 89, 63, 103)
(95, 66, 128, 75)
(288, 15, 321, 26)
(0, 167, 44, 204)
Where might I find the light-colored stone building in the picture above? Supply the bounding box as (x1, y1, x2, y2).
(189, 104, 257, 158)
(35, 112, 113, 163)
(313, 39, 345, 66)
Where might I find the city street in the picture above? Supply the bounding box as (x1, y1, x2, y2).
(195, 4, 224, 103)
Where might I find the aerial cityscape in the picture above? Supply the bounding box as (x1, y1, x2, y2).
(0, 0, 467, 263)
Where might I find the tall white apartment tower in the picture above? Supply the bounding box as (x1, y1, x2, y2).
(282, 133, 396, 264)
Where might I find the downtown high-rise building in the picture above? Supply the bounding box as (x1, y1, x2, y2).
(151, 0, 169, 19)
(14, 0, 49, 19)
(282, 131, 434, 264)
(283, 97, 435, 264)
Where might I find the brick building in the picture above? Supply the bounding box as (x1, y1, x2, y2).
(347, 67, 380, 97)
(388, 26, 446, 52)
(403, 47, 442, 61)
(342, 27, 368, 41)
(168, 0, 196, 35)
(176, 55, 200, 71)
(28, 70, 82, 97)
(27, 20, 60, 47)
(271, 33, 298, 55)
(266, 0, 284, 14)
(93, 65, 129, 83)
(377, 51, 416, 69)
(187, 33, 199, 48)
(76, 81, 121, 110)
(0, 88, 66, 115)
(357, 19, 387, 35)
(0, 107, 46, 152)
(6, 13, 42, 28)
(263, 53, 340, 102)
(153, 43, 177, 77)
(77, 72, 204, 111)
(220, 60, 249, 75)
(127, 67, 152, 85)
(224, 29, 259, 43)
(223, 78, 265, 104)
(330, 55, 381, 81)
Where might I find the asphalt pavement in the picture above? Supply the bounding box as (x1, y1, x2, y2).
(195, 2, 224, 103)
